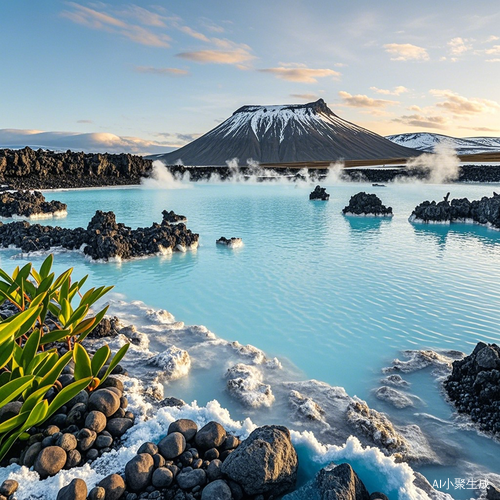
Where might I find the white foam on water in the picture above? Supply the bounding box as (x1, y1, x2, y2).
(0, 298, 490, 499)
(4, 210, 68, 220)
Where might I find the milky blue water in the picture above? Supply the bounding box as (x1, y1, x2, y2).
(1, 179, 500, 497)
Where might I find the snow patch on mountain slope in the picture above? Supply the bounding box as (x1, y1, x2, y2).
(386, 132, 500, 155)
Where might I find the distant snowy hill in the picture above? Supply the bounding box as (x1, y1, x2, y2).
(157, 99, 418, 166)
(386, 132, 500, 155)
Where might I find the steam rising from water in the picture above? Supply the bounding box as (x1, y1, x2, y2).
(406, 142, 460, 184)
(140, 160, 191, 189)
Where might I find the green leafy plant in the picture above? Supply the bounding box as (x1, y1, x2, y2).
(0, 255, 130, 460)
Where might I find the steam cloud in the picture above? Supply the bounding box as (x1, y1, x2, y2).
(140, 160, 191, 189)
(406, 141, 460, 183)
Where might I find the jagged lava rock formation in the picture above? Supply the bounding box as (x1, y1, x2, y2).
(0, 190, 67, 218)
(0, 210, 198, 260)
(157, 99, 419, 166)
(444, 343, 500, 436)
(342, 192, 393, 216)
(309, 185, 330, 200)
(0, 147, 152, 189)
(409, 192, 500, 228)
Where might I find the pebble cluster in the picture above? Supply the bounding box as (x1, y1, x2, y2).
(119, 419, 241, 500)
(1, 377, 132, 479)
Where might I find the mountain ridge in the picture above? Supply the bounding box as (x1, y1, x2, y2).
(156, 99, 419, 166)
(386, 132, 500, 155)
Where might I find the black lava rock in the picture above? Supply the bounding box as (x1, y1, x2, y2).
(444, 342, 500, 436)
(309, 185, 330, 201)
(342, 192, 393, 216)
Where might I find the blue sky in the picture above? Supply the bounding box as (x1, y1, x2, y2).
(1, 1, 499, 154)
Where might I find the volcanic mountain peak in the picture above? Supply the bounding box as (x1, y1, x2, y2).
(157, 99, 419, 166)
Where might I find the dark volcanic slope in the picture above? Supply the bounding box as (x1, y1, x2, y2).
(157, 99, 419, 166)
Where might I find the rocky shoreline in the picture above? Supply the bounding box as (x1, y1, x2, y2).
(1, 148, 500, 188)
(0, 190, 67, 218)
(164, 164, 500, 184)
(0, 148, 152, 189)
(444, 342, 500, 437)
(409, 192, 500, 228)
(0, 210, 199, 261)
(2, 293, 499, 499)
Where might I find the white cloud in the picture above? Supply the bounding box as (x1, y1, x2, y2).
(383, 43, 429, 61)
(177, 48, 254, 65)
(338, 91, 397, 108)
(0, 129, 174, 155)
(393, 114, 448, 129)
(134, 66, 189, 76)
(485, 45, 500, 55)
(430, 89, 500, 115)
(370, 86, 409, 96)
(290, 93, 319, 101)
(259, 65, 340, 83)
(61, 3, 171, 48)
(447, 37, 472, 56)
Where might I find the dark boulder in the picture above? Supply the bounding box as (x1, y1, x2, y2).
(56, 478, 87, 500)
(221, 425, 298, 496)
(195, 421, 226, 450)
(34, 446, 67, 478)
(283, 463, 370, 500)
(125, 453, 154, 491)
(444, 342, 500, 436)
(342, 192, 392, 217)
(97, 474, 126, 500)
(310, 185, 330, 201)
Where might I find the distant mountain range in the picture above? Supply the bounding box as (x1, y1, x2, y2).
(386, 132, 500, 155)
(155, 99, 418, 166)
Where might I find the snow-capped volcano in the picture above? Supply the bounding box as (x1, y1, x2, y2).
(386, 132, 500, 155)
(157, 99, 419, 166)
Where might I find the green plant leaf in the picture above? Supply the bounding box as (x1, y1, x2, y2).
(76, 306, 109, 343)
(21, 384, 52, 413)
(39, 329, 72, 346)
(0, 337, 15, 370)
(73, 344, 92, 380)
(37, 351, 73, 388)
(21, 329, 41, 371)
(91, 345, 110, 377)
(36, 274, 55, 297)
(0, 268, 14, 286)
(52, 269, 72, 294)
(0, 375, 34, 407)
(0, 371, 11, 386)
(67, 304, 89, 330)
(59, 298, 71, 325)
(40, 254, 53, 279)
(71, 317, 96, 339)
(33, 352, 58, 378)
(26, 351, 51, 375)
(45, 377, 92, 420)
(0, 302, 42, 344)
(101, 343, 129, 384)
(0, 411, 30, 434)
